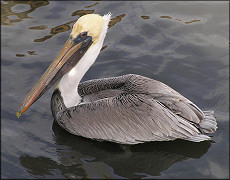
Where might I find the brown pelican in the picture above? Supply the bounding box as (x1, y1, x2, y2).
(16, 13, 217, 144)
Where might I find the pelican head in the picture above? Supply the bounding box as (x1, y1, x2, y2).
(16, 13, 111, 117)
(71, 14, 108, 44)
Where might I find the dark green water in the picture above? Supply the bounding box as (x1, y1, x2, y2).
(1, 1, 229, 179)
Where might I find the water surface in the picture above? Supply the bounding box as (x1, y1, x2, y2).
(1, 1, 229, 179)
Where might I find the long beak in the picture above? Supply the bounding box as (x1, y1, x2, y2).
(16, 36, 92, 118)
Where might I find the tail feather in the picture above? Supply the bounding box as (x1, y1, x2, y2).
(183, 111, 217, 142)
(185, 134, 211, 142)
(199, 111, 217, 134)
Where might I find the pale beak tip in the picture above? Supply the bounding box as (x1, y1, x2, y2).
(16, 110, 22, 118)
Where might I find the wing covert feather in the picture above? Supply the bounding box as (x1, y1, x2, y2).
(78, 74, 205, 125)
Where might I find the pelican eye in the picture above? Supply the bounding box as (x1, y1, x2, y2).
(80, 32, 87, 38)
(72, 31, 91, 45)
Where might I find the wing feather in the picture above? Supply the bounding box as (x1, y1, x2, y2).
(58, 93, 204, 144)
(52, 74, 216, 144)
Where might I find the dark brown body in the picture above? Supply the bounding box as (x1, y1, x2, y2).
(51, 74, 217, 144)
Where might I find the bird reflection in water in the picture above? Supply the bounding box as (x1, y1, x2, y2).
(19, 121, 212, 179)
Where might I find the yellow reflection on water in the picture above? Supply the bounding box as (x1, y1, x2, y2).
(33, 20, 76, 42)
(16, 51, 37, 57)
(1, 0, 49, 26)
(141, 16, 150, 20)
(16, 54, 25, 57)
(27, 51, 37, 55)
(84, 2, 99, 8)
(109, 14, 126, 28)
(29, 25, 47, 30)
(160, 15, 201, 24)
(185, 20, 201, 24)
(160, 16, 172, 19)
(72, 10, 95, 17)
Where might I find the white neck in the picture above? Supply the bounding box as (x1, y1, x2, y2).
(58, 42, 101, 108)
(58, 15, 110, 108)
